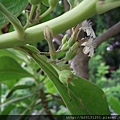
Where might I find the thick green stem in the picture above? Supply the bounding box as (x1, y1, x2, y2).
(0, 2, 25, 40)
(0, 0, 97, 49)
(0, 0, 119, 49)
(96, 0, 120, 14)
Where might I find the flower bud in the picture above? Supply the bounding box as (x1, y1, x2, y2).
(71, 42, 79, 52)
(68, 34, 75, 47)
(48, 0, 59, 8)
(62, 34, 68, 45)
(61, 42, 69, 52)
(44, 26, 56, 60)
(44, 26, 53, 41)
(65, 42, 79, 60)
(59, 70, 72, 84)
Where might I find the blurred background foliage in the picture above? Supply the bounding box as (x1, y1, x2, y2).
(0, 0, 120, 116)
(89, 7, 120, 115)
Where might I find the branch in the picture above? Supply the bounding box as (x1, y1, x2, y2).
(0, 0, 97, 49)
(96, 0, 120, 14)
(71, 22, 120, 80)
(0, 3, 25, 40)
(96, 22, 120, 47)
(71, 30, 89, 80)
(0, 0, 120, 49)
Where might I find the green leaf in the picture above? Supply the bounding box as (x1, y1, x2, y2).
(42, 0, 49, 7)
(77, 0, 83, 2)
(109, 96, 120, 114)
(29, 53, 110, 115)
(0, 94, 33, 108)
(6, 85, 35, 98)
(0, 56, 33, 82)
(19, 45, 110, 115)
(0, 49, 29, 64)
(0, 0, 28, 26)
(68, 75, 110, 115)
(0, 104, 15, 115)
(20, 44, 40, 54)
(45, 77, 59, 94)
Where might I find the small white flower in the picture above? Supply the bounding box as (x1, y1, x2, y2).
(81, 38, 96, 58)
(80, 20, 97, 58)
(83, 46, 90, 54)
(88, 47, 94, 57)
(81, 41, 87, 46)
(80, 20, 96, 38)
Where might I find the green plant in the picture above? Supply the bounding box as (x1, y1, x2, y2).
(0, 0, 120, 116)
(89, 43, 120, 115)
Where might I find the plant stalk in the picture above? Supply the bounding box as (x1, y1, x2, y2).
(0, 0, 120, 49)
(0, 2, 25, 40)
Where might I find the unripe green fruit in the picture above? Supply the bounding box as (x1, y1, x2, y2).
(29, 0, 42, 5)
(59, 70, 72, 84)
(59, 70, 75, 86)
(48, 0, 59, 8)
